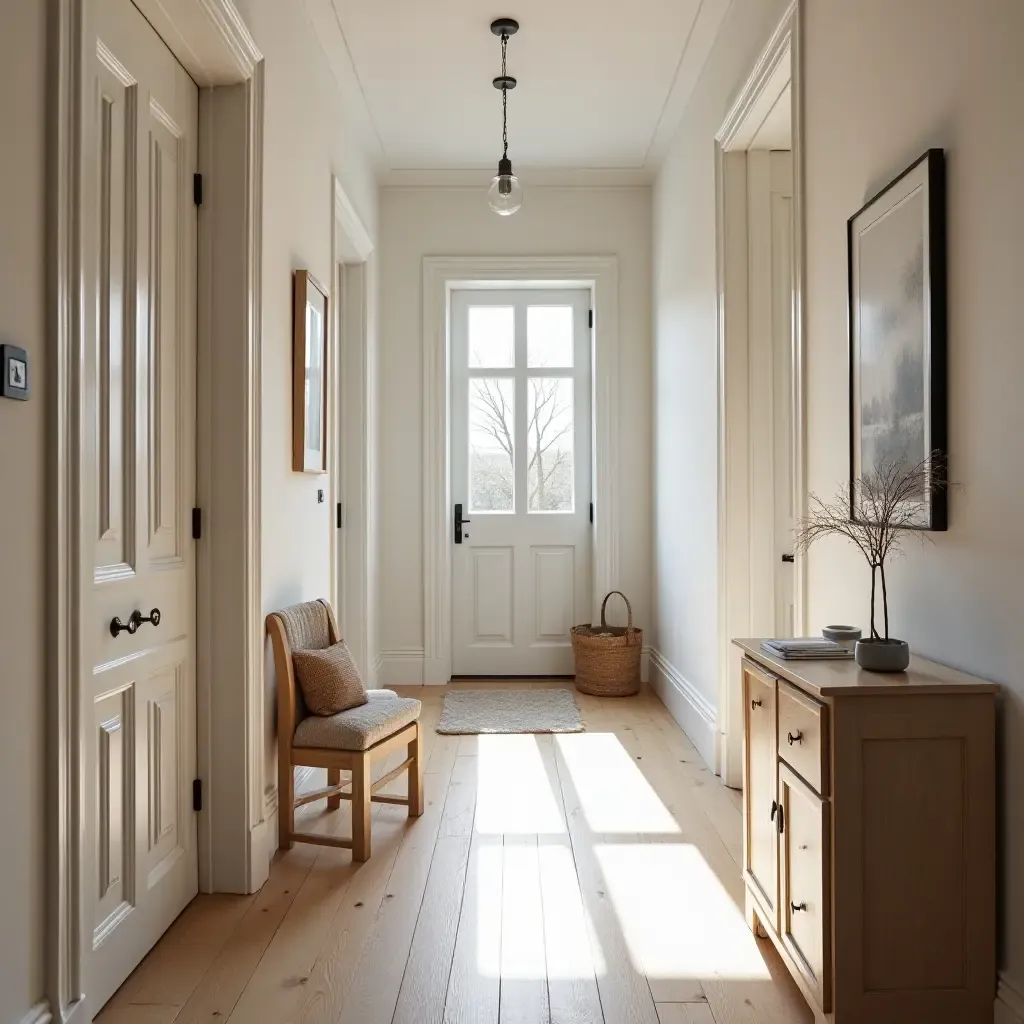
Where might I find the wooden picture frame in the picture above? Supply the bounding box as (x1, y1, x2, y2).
(293, 270, 329, 473)
(848, 148, 947, 530)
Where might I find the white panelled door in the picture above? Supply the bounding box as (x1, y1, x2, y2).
(85, 0, 198, 1009)
(451, 289, 592, 676)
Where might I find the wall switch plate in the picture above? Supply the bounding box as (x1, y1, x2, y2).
(1, 345, 29, 400)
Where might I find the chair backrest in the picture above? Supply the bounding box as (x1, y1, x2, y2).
(267, 599, 340, 749)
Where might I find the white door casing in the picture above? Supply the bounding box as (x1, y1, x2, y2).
(746, 150, 794, 639)
(450, 289, 592, 676)
(85, 0, 198, 1008)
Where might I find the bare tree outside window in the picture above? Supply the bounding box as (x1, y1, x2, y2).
(469, 378, 514, 511)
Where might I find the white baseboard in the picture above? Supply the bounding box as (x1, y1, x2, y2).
(19, 1002, 52, 1024)
(648, 648, 717, 769)
(997, 973, 1024, 1024)
(378, 649, 426, 686)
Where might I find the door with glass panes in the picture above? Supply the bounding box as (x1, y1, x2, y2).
(451, 289, 592, 676)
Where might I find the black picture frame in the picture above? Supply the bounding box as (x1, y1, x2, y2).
(847, 148, 947, 531)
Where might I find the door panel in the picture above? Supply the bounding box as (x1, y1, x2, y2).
(452, 289, 592, 676)
(779, 763, 832, 1012)
(86, 0, 198, 1010)
(742, 659, 779, 929)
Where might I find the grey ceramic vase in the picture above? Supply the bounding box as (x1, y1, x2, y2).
(855, 638, 910, 672)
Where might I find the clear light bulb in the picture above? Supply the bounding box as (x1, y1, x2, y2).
(487, 157, 522, 216)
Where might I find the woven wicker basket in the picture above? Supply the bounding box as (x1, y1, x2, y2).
(571, 591, 642, 697)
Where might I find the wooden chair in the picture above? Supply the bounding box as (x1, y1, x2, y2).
(267, 599, 423, 861)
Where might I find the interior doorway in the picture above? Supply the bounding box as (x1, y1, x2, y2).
(715, 6, 804, 786)
(449, 287, 593, 676)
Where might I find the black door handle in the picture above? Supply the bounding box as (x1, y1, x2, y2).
(781, 553, 795, 563)
(132, 608, 161, 630)
(454, 503, 471, 544)
(110, 615, 138, 638)
(791, 901, 807, 913)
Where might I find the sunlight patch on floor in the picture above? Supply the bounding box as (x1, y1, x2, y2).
(556, 732, 681, 834)
(595, 842, 772, 983)
(475, 734, 566, 835)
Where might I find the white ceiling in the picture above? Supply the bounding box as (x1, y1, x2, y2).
(326, 0, 730, 180)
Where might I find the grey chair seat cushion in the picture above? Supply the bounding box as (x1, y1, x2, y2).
(293, 689, 421, 752)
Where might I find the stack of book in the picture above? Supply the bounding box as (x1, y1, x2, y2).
(760, 638, 853, 661)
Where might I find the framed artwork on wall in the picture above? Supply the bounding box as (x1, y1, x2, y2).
(293, 270, 329, 473)
(848, 148, 947, 530)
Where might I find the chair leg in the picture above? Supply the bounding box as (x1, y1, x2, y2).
(352, 752, 371, 862)
(408, 723, 424, 818)
(327, 768, 342, 810)
(279, 752, 294, 852)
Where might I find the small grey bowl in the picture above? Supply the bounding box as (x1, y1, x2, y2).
(822, 624, 861, 649)
(855, 638, 910, 672)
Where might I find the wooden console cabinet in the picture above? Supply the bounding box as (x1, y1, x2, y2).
(734, 639, 997, 1024)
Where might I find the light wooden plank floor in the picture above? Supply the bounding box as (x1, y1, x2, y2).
(98, 682, 812, 1024)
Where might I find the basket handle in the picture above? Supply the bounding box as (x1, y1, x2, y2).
(600, 591, 634, 635)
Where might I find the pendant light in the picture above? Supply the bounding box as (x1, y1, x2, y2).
(487, 18, 523, 216)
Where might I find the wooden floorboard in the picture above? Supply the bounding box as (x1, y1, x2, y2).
(99, 681, 812, 1024)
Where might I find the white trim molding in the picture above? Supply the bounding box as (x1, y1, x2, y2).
(49, 0, 264, 1019)
(377, 649, 427, 688)
(19, 1002, 53, 1024)
(998, 973, 1024, 1024)
(648, 649, 717, 770)
(330, 176, 375, 684)
(421, 255, 621, 685)
(713, 0, 804, 787)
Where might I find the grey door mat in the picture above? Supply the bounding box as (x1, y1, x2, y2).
(437, 688, 584, 735)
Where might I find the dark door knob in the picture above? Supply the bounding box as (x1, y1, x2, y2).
(454, 503, 472, 544)
(110, 615, 138, 638)
(791, 901, 807, 913)
(131, 608, 161, 630)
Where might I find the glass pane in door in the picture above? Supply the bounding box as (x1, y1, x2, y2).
(469, 306, 515, 367)
(470, 378, 515, 512)
(527, 305, 574, 367)
(527, 377, 574, 512)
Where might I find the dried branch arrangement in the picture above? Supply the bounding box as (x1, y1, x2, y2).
(795, 452, 948, 642)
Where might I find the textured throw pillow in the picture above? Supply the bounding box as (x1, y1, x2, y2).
(291, 641, 368, 716)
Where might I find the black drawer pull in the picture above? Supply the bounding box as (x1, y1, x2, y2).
(791, 901, 807, 913)
(787, 730, 803, 746)
(751, 698, 763, 710)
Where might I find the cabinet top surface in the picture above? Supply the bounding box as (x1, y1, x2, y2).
(733, 639, 999, 698)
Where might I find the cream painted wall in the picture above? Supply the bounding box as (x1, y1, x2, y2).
(0, 7, 47, 1024)
(228, 0, 380, 817)
(377, 187, 652, 670)
(802, 0, 1024, 998)
(651, 0, 790, 714)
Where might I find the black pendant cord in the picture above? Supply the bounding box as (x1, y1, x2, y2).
(501, 32, 509, 160)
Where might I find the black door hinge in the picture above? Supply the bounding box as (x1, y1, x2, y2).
(192, 778, 202, 812)
(193, 173, 203, 206)
(588, 308, 593, 329)
(192, 507, 202, 540)
(336, 502, 343, 529)
(589, 501, 594, 524)
(777, 804, 785, 834)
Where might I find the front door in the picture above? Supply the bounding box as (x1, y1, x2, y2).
(85, 0, 199, 1009)
(451, 289, 592, 676)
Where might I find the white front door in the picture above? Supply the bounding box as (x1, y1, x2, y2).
(451, 289, 592, 676)
(85, 0, 199, 1009)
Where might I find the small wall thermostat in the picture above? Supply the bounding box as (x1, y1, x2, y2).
(1, 345, 29, 400)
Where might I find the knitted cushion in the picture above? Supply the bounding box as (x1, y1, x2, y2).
(293, 693, 421, 752)
(291, 641, 368, 716)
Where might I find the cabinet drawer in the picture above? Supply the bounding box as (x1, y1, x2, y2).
(778, 681, 829, 795)
(779, 763, 832, 1013)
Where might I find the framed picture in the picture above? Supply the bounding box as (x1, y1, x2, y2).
(293, 270, 329, 473)
(848, 148, 947, 530)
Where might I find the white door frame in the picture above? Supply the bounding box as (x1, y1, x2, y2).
(714, 0, 806, 786)
(330, 176, 375, 683)
(422, 256, 620, 685)
(50, 1, 264, 1019)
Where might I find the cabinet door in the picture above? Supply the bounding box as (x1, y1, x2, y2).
(742, 659, 779, 930)
(779, 763, 832, 1013)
